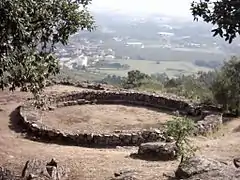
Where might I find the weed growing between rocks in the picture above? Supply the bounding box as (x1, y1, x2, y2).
(166, 116, 198, 163)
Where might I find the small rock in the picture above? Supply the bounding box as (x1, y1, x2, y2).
(114, 130, 122, 133)
(111, 170, 139, 180)
(48, 106, 56, 111)
(166, 136, 175, 143)
(233, 158, 240, 168)
(153, 129, 162, 134)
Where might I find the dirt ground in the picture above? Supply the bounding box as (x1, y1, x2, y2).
(0, 85, 240, 180)
(43, 104, 172, 133)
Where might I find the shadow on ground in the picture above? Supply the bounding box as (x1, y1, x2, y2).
(233, 125, 240, 133)
(129, 153, 177, 162)
(8, 107, 27, 133)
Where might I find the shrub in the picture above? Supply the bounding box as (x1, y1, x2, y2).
(166, 117, 198, 162)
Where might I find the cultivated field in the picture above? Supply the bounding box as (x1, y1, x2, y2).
(96, 59, 211, 77)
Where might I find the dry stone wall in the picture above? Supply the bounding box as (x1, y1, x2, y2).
(49, 90, 200, 115)
(47, 81, 228, 116)
(17, 90, 224, 147)
(46, 80, 107, 90)
(196, 114, 223, 136)
(19, 106, 166, 147)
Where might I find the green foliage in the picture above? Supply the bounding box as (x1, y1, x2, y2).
(50, 66, 105, 83)
(104, 69, 215, 102)
(162, 72, 215, 103)
(135, 79, 163, 92)
(166, 117, 197, 162)
(211, 56, 240, 114)
(99, 55, 240, 113)
(0, 0, 94, 96)
(122, 70, 151, 89)
(191, 0, 240, 43)
(101, 74, 123, 86)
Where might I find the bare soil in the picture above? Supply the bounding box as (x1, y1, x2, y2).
(0, 85, 240, 180)
(42, 104, 172, 133)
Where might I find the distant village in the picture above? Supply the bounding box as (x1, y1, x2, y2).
(55, 37, 118, 70)
(55, 26, 223, 74)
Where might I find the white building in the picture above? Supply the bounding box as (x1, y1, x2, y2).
(105, 55, 115, 61)
(76, 54, 88, 67)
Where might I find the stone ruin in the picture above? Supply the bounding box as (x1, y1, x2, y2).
(46, 80, 108, 90)
(11, 83, 233, 179)
(19, 105, 166, 147)
(49, 90, 199, 115)
(17, 88, 224, 148)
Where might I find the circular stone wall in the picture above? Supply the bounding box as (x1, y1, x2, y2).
(18, 89, 223, 147)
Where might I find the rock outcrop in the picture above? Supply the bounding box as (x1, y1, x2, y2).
(175, 156, 240, 180)
(0, 159, 68, 180)
(22, 159, 69, 180)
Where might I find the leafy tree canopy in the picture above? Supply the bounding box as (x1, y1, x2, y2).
(122, 70, 150, 89)
(191, 0, 240, 43)
(211, 56, 240, 114)
(0, 0, 94, 96)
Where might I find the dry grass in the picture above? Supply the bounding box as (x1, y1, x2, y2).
(42, 104, 172, 133)
(0, 85, 240, 179)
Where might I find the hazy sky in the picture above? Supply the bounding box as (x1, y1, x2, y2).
(90, 0, 194, 18)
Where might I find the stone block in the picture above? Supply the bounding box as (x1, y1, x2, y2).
(137, 142, 178, 161)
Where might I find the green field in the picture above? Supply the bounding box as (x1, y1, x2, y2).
(95, 59, 212, 77)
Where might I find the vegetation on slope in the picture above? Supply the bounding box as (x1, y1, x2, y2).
(100, 56, 240, 115)
(0, 0, 94, 97)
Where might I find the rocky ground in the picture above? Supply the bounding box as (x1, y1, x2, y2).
(0, 85, 240, 179)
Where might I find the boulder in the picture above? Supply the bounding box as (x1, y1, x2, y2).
(22, 159, 69, 180)
(175, 156, 240, 180)
(137, 142, 178, 161)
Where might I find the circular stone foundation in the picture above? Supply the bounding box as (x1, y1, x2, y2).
(42, 104, 173, 134)
(18, 89, 222, 147)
